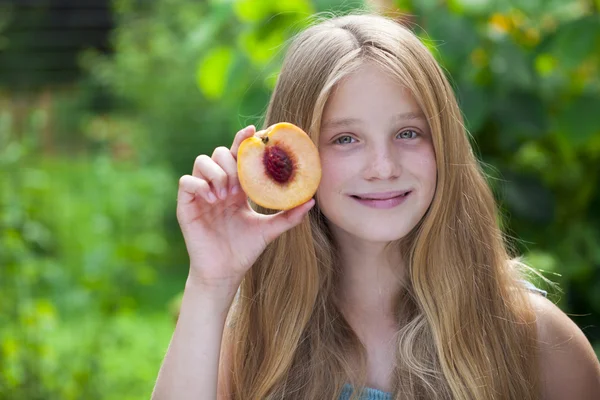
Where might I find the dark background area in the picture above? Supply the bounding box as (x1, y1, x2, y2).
(0, 0, 113, 88)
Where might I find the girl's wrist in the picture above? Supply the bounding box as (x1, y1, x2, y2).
(185, 274, 240, 309)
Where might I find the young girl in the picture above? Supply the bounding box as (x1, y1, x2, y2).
(152, 12, 600, 400)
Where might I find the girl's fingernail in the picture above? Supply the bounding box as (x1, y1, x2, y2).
(207, 192, 217, 203)
(231, 185, 239, 195)
(220, 188, 227, 199)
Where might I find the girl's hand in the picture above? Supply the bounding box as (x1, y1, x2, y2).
(176, 125, 315, 293)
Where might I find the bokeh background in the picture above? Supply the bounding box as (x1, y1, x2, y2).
(1, 0, 599, 398)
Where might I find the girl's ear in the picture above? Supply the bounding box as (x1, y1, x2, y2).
(313, 196, 327, 217)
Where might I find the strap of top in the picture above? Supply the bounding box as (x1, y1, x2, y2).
(520, 279, 548, 297)
(339, 383, 391, 400)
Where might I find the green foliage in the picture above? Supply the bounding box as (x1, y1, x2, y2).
(0, 103, 176, 397)
(0, 310, 174, 399)
(83, 0, 361, 173)
(0, 150, 174, 317)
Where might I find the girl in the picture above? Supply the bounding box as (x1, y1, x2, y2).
(152, 12, 600, 400)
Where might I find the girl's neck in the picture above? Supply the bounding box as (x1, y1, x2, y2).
(334, 233, 406, 321)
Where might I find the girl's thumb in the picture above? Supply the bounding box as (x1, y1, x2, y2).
(261, 199, 316, 244)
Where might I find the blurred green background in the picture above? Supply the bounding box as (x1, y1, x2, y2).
(1, 0, 599, 398)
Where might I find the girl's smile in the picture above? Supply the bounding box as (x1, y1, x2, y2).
(349, 190, 412, 209)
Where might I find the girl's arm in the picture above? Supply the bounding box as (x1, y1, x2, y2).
(151, 278, 237, 400)
(154, 123, 314, 399)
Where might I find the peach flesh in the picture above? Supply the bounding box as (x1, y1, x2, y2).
(237, 122, 321, 211)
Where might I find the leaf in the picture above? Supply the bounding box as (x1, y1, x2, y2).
(264, 64, 281, 90)
(222, 52, 251, 98)
(237, 27, 285, 66)
(273, 0, 313, 14)
(550, 16, 600, 70)
(534, 53, 557, 77)
(513, 141, 551, 172)
(503, 173, 555, 224)
(448, 0, 494, 16)
(415, 0, 440, 13)
(233, 0, 271, 22)
(555, 95, 600, 146)
(507, 0, 544, 15)
(424, 8, 480, 69)
(490, 39, 534, 90)
(196, 46, 234, 100)
(494, 91, 548, 140)
(456, 81, 490, 133)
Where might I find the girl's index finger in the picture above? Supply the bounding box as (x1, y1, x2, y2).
(230, 125, 256, 160)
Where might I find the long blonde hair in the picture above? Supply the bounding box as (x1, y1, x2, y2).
(227, 11, 540, 400)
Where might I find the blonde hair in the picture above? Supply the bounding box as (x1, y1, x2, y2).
(227, 10, 540, 400)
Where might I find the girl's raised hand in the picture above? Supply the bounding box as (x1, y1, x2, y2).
(176, 125, 315, 294)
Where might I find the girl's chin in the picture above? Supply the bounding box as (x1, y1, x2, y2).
(342, 225, 414, 243)
(319, 207, 423, 242)
(360, 232, 411, 243)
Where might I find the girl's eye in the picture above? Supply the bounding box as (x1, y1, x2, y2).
(397, 129, 418, 139)
(334, 135, 356, 145)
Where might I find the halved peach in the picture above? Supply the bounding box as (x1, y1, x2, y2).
(237, 122, 321, 210)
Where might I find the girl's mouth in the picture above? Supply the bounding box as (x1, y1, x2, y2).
(350, 191, 412, 209)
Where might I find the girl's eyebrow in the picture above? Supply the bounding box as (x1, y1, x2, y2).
(321, 111, 426, 131)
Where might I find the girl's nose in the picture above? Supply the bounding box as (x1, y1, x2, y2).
(365, 147, 401, 181)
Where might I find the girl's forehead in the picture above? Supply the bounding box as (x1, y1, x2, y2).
(324, 70, 418, 109)
(321, 78, 422, 123)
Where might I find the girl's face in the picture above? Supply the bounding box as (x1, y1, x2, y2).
(316, 62, 437, 243)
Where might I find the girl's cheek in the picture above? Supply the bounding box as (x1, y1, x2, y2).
(410, 141, 436, 163)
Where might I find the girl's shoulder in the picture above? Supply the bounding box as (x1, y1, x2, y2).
(528, 292, 600, 399)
